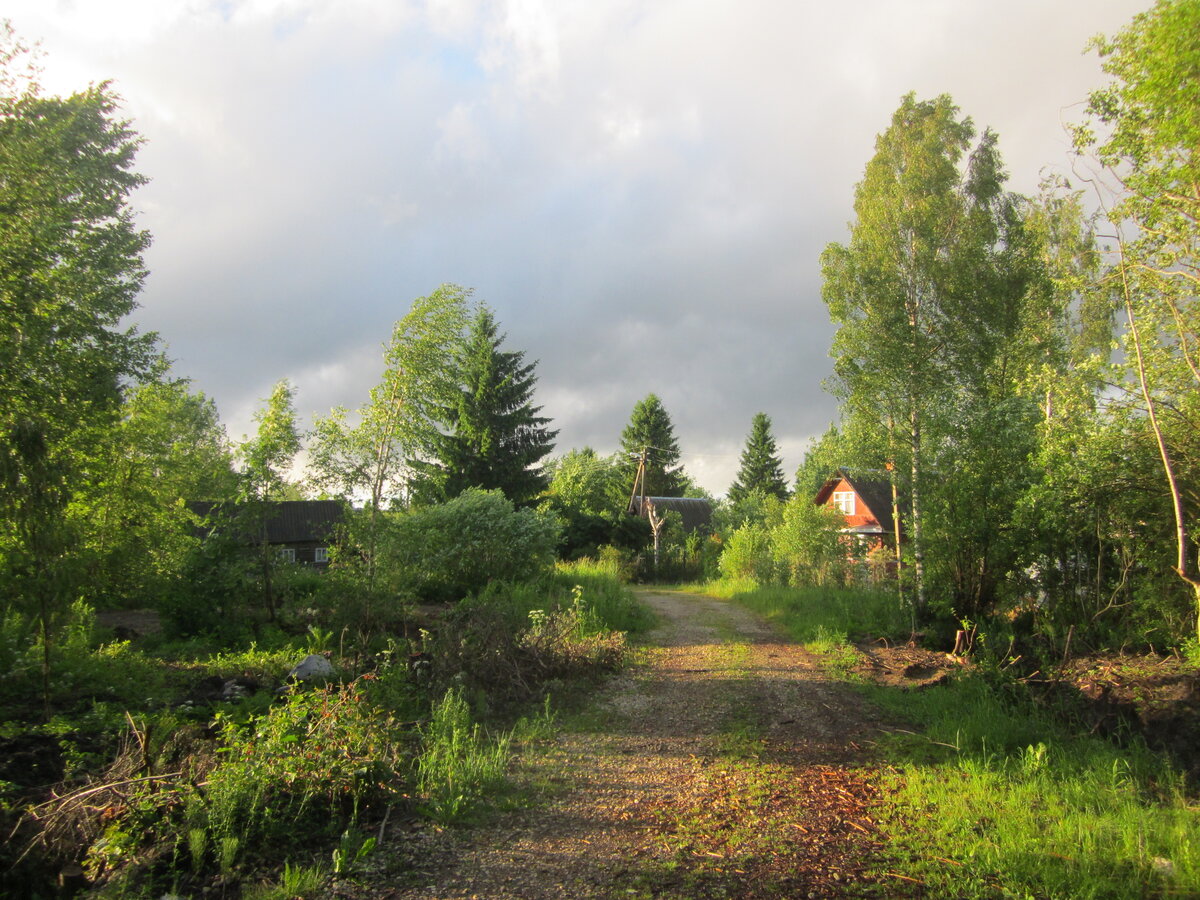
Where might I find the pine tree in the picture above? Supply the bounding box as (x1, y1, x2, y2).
(728, 413, 788, 502)
(619, 393, 687, 498)
(416, 307, 557, 505)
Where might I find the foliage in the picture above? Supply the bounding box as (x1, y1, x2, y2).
(73, 379, 236, 610)
(307, 285, 471, 589)
(618, 393, 688, 498)
(412, 306, 557, 506)
(415, 687, 512, 823)
(871, 672, 1200, 898)
(425, 571, 644, 709)
(716, 494, 846, 588)
(727, 413, 789, 502)
(721, 584, 909, 645)
(541, 448, 650, 558)
(1075, 0, 1200, 637)
(237, 381, 302, 621)
(199, 680, 405, 861)
(822, 93, 1056, 618)
(0, 29, 156, 704)
(385, 488, 560, 602)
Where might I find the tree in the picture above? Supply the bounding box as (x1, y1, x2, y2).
(541, 448, 649, 558)
(822, 93, 1043, 616)
(307, 285, 470, 589)
(1074, 0, 1200, 636)
(618, 394, 687, 499)
(238, 380, 301, 621)
(728, 413, 789, 502)
(413, 306, 557, 506)
(0, 27, 155, 704)
(74, 378, 237, 608)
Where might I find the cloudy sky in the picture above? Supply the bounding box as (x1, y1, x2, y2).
(9, 0, 1147, 495)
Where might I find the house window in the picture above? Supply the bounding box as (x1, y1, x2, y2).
(832, 491, 856, 515)
(277, 547, 296, 563)
(314, 547, 329, 564)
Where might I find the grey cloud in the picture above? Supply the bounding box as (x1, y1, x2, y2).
(6, 0, 1149, 493)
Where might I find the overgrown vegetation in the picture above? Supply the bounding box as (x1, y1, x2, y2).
(715, 579, 1200, 898)
(3, 1, 1200, 896)
(0, 560, 645, 897)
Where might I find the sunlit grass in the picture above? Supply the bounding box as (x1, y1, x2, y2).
(715, 581, 911, 643)
(698, 584, 1200, 897)
(869, 673, 1200, 898)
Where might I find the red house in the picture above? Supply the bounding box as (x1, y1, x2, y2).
(813, 470, 901, 558)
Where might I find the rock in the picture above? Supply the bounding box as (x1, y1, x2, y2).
(288, 653, 334, 681)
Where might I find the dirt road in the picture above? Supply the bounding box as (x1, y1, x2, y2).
(381, 590, 894, 899)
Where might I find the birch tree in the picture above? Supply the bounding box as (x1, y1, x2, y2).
(1074, 0, 1200, 636)
(307, 285, 469, 589)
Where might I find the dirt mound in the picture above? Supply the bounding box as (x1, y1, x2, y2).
(1058, 654, 1200, 778)
(854, 640, 967, 689)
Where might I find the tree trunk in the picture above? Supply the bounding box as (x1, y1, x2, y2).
(909, 405, 927, 612)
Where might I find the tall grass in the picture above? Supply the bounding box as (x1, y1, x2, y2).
(869, 675, 1199, 898)
(552, 558, 655, 634)
(416, 688, 512, 824)
(714, 582, 910, 643)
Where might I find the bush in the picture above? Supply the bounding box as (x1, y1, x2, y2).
(197, 680, 406, 864)
(386, 489, 560, 602)
(427, 575, 638, 706)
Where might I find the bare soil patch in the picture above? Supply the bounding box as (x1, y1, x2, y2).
(365, 591, 902, 899)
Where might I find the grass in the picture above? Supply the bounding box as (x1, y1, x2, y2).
(708, 582, 1200, 898)
(867, 674, 1200, 898)
(690, 579, 911, 645)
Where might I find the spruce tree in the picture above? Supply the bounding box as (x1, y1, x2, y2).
(619, 393, 687, 498)
(416, 307, 557, 505)
(728, 412, 788, 502)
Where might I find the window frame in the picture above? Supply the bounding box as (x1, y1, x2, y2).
(831, 490, 856, 515)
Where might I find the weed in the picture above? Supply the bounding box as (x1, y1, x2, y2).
(243, 861, 327, 900)
(415, 688, 512, 824)
(199, 679, 404, 859)
(331, 829, 376, 876)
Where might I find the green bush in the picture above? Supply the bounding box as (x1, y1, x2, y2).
(197, 680, 406, 863)
(385, 489, 560, 602)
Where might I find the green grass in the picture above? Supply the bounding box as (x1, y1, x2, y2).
(415, 687, 514, 824)
(694, 580, 911, 644)
(866, 673, 1200, 898)
(697, 583, 1200, 897)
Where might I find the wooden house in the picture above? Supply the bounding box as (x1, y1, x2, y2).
(813, 470, 901, 556)
(188, 500, 344, 568)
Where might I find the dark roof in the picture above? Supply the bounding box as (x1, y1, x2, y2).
(813, 469, 898, 536)
(188, 500, 345, 544)
(630, 496, 714, 533)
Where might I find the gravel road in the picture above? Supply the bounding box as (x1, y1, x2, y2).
(375, 590, 895, 899)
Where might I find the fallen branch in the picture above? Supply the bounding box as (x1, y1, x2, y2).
(30, 772, 186, 816)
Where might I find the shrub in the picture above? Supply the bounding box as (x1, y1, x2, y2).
(385, 489, 560, 602)
(197, 680, 406, 863)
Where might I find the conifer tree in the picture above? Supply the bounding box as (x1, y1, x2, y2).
(728, 413, 789, 502)
(619, 393, 687, 498)
(416, 307, 557, 505)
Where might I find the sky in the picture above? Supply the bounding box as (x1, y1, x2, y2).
(7, 0, 1149, 496)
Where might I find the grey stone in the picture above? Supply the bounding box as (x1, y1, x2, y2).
(288, 653, 334, 681)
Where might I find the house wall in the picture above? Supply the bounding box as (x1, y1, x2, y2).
(276, 541, 332, 568)
(825, 478, 882, 531)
